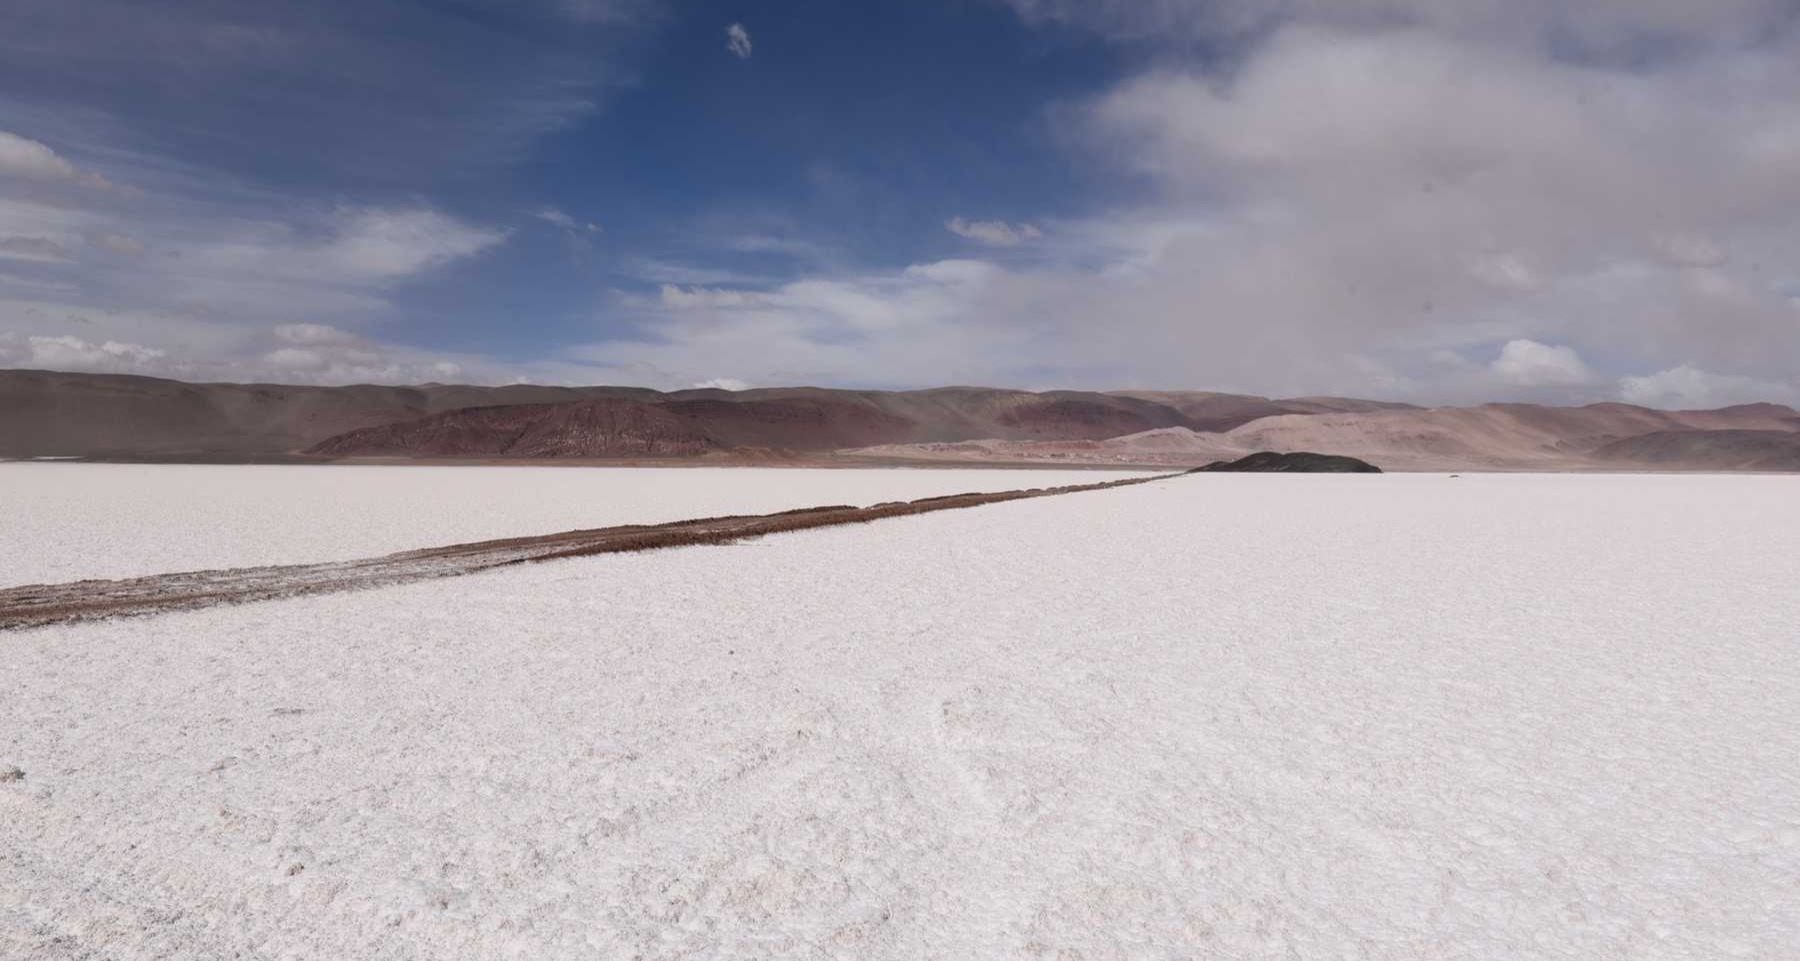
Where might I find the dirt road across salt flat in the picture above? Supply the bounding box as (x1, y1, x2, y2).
(0, 474, 1167, 630)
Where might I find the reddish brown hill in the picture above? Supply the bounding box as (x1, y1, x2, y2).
(660, 397, 915, 449)
(308, 400, 718, 458)
(994, 394, 1183, 439)
(1222, 402, 1800, 470)
(1589, 430, 1800, 471)
(1107, 390, 1417, 432)
(0, 369, 655, 457)
(7, 370, 1285, 456)
(853, 402, 1800, 471)
(10, 368, 1798, 471)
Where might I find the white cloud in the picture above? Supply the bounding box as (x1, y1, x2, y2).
(261, 346, 328, 371)
(1489, 339, 1595, 387)
(23, 334, 166, 372)
(0, 237, 73, 264)
(1619, 364, 1794, 408)
(0, 121, 520, 389)
(273, 322, 361, 346)
(1466, 251, 1542, 291)
(0, 132, 77, 180)
(124, 204, 512, 320)
(691, 377, 749, 391)
(0, 292, 586, 386)
(658, 284, 766, 310)
(726, 23, 753, 59)
(534, 206, 601, 233)
(322, 207, 508, 280)
(0, 131, 114, 189)
(247, 323, 483, 383)
(995, 14, 1800, 399)
(946, 217, 1043, 247)
(572, 258, 1029, 388)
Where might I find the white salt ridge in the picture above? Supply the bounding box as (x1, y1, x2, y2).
(0, 463, 1145, 587)
(3, 473, 1797, 959)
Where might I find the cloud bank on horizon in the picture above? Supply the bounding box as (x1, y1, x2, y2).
(2, 0, 1798, 407)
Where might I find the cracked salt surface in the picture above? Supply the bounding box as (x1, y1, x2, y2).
(3, 472, 1798, 959)
(0, 463, 1146, 587)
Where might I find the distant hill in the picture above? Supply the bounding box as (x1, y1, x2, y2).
(0, 369, 1383, 458)
(1219, 403, 1800, 471)
(4, 368, 1798, 471)
(0, 369, 655, 459)
(1588, 429, 1800, 472)
(848, 402, 1800, 472)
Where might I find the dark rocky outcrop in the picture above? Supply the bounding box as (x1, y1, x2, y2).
(1188, 451, 1383, 473)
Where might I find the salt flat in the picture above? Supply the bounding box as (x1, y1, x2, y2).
(3, 473, 1797, 959)
(0, 463, 1144, 587)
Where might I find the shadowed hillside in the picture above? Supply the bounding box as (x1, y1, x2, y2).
(6, 368, 1799, 471)
(1589, 430, 1800, 472)
(0, 369, 1381, 458)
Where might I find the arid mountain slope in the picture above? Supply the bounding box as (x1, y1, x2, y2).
(0, 369, 1374, 457)
(307, 400, 720, 459)
(0, 369, 654, 457)
(853, 403, 1800, 471)
(1588, 430, 1800, 472)
(1222, 403, 1800, 470)
(1107, 391, 1415, 431)
(8, 368, 1798, 470)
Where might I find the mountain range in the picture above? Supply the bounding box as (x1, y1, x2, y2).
(4, 368, 1797, 471)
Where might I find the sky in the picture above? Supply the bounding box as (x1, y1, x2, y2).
(3, 0, 1800, 406)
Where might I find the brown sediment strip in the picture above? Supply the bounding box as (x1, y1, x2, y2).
(0, 472, 1173, 631)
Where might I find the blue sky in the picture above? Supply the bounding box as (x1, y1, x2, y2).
(4, 0, 1800, 406)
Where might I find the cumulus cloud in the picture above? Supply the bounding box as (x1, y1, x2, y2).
(0, 131, 114, 189)
(243, 322, 476, 383)
(1619, 364, 1795, 408)
(690, 377, 750, 391)
(946, 217, 1043, 247)
(726, 23, 752, 59)
(0, 306, 531, 386)
(331, 2, 1774, 399)
(1489, 340, 1594, 387)
(573, 259, 1028, 388)
(983, 7, 1800, 400)
(21, 335, 166, 372)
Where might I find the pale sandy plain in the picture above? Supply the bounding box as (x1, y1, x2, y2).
(3, 471, 1797, 959)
